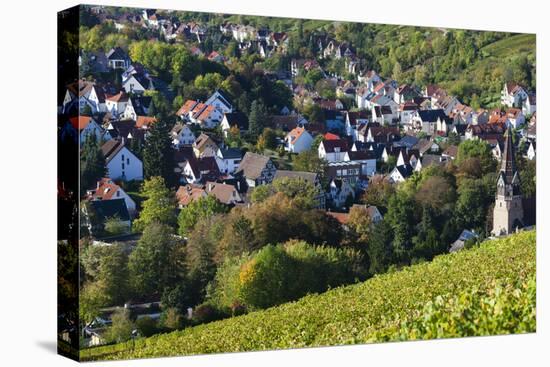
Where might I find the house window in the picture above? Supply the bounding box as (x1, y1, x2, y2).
(121, 154, 125, 161)
(127, 158, 130, 165)
(122, 163, 125, 170)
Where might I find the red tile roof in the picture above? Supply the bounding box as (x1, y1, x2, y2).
(324, 132, 340, 140)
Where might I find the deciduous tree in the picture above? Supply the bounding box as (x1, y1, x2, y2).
(133, 176, 176, 231)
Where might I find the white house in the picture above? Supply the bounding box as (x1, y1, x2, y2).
(171, 124, 196, 148)
(501, 82, 528, 108)
(205, 90, 233, 114)
(191, 105, 224, 128)
(285, 127, 314, 153)
(355, 86, 372, 109)
(389, 164, 414, 183)
(527, 141, 536, 160)
(328, 178, 354, 208)
(343, 151, 377, 176)
(410, 109, 448, 133)
(181, 160, 201, 184)
(319, 140, 348, 163)
(105, 92, 129, 117)
(220, 111, 249, 137)
(344, 111, 370, 140)
(436, 117, 452, 135)
(142, 9, 160, 28)
(106, 47, 131, 70)
(70, 116, 105, 146)
(522, 95, 536, 116)
(372, 105, 395, 124)
(101, 140, 143, 181)
(123, 96, 151, 121)
(215, 148, 243, 174)
(87, 177, 137, 216)
(396, 149, 419, 170)
(122, 73, 153, 94)
(181, 157, 221, 184)
(505, 108, 526, 129)
(63, 80, 105, 114)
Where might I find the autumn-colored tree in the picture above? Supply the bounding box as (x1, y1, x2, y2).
(347, 205, 373, 244)
(415, 176, 456, 213)
(361, 177, 395, 209)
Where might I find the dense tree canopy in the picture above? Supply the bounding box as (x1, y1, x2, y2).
(133, 177, 177, 231)
(80, 134, 106, 192)
(143, 120, 175, 183)
(128, 222, 186, 298)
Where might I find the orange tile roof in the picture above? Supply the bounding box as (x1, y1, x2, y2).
(326, 211, 349, 225)
(69, 116, 92, 130)
(90, 178, 120, 200)
(506, 108, 522, 119)
(176, 185, 207, 206)
(105, 91, 128, 102)
(286, 127, 306, 144)
(196, 105, 216, 121)
(176, 100, 199, 116)
(135, 116, 157, 129)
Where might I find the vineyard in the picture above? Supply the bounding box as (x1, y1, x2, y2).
(81, 230, 536, 361)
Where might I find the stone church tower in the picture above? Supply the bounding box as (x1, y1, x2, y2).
(492, 128, 523, 236)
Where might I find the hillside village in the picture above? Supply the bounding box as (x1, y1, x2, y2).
(58, 6, 536, 347)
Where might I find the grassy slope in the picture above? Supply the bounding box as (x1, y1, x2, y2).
(481, 33, 536, 57)
(440, 33, 536, 106)
(82, 230, 536, 361)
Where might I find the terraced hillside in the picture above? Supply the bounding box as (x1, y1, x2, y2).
(82, 230, 536, 361)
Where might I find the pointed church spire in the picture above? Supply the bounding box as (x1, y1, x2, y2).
(492, 126, 524, 236)
(500, 127, 517, 184)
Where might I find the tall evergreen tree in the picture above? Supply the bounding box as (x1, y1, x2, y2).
(80, 133, 106, 192)
(248, 99, 268, 137)
(367, 220, 394, 275)
(130, 138, 143, 160)
(143, 119, 174, 184)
